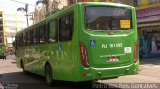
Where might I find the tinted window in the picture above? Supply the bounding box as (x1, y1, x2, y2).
(39, 25, 47, 44)
(33, 29, 36, 45)
(26, 31, 30, 45)
(85, 7, 132, 30)
(36, 28, 40, 44)
(49, 20, 57, 43)
(15, 35, 19, 48)
(59, 13, 74, 41)
(20, 34, 23, 46)
(30, 30, 33, 45)
(23, 33, 26, 46)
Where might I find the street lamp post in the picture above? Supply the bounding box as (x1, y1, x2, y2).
(17, 4, 29, 27)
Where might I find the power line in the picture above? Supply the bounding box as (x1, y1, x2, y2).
(10, 0, 36, 6)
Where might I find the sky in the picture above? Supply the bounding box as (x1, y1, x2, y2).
(0, 0, 38, 13)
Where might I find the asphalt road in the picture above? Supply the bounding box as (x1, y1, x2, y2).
(0, 55, 160, 89)
(0, 55, 118, 89)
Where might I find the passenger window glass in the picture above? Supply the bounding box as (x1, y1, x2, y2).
(23, 33, 26, 46)
(30, 30, 33, 45)
(33, 29, 36, 45)
(27, 31, 30, 45)
(59, 13, 74, 41)
(20, 34, 23, 46)
(49, 20, 57, 43)
(39, 25, 46, 44)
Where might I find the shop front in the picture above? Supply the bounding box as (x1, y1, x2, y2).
(137, 7, 160, 58)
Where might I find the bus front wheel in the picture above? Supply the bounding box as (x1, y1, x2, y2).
(45, 64, 54, 86)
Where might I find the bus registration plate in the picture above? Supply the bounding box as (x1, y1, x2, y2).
(108, 57, 119, 62)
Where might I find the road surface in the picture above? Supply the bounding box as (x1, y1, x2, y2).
(0, 55, 160, 89)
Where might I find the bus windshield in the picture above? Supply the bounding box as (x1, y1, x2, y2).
(85, 6, 132, 31)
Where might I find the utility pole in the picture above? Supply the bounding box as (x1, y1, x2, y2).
(25, 4, 29, 27)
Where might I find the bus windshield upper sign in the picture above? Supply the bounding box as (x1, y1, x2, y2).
(120, 20, 131, 29)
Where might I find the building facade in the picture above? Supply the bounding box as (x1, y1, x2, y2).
(0, 12, 5, 46)
(34, 0, 133, 23)
(135, 0, 160, 58)
(0, 11, 27, 49)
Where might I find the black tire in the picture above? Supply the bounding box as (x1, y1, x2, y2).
(45, 64, 54, 86)
(20, 60, 27, 74)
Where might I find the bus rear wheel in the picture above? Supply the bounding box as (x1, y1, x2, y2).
(20, 60, 27, 74)
(45, 64, 54, 86)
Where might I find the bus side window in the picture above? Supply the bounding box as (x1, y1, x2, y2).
(49, 20, 57, 43)
(33, 29, 36, 45)
(28, 31, 31, 46)
(25, 31, 30, 46)
(20, 34, 23, 46)
(15, 36, 17, 49)
(39, 25, 47, 44)
(36, 28, 40, 44)
(30, 30, 33, 45)
(59, 13, 74, 41)
(16, 35, 19, 48)
(18, 34, 21, 47)
(23, 33, 26, 46)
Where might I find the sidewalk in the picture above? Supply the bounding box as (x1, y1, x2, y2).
(0, 55, 16, 67)
(99, 58, 160, 83)
(0, 55, 22, 74)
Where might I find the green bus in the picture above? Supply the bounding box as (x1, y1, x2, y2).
(15, 2, 139, 85)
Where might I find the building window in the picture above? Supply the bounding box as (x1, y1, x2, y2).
(149, 0, 160, 4)
(137, 0, 142, 6)
(113, 0, 132, 5)
(59, 13, 74, 41)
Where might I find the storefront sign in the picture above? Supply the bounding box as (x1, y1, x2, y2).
(137, 7, 160, 18)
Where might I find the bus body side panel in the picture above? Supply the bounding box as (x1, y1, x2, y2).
(49, 5, 79, 81)
(71, 4, 92, 82)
